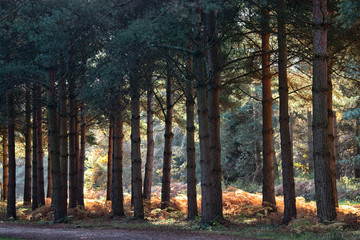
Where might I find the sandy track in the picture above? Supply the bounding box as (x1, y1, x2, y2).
(0, 223, 263, 240)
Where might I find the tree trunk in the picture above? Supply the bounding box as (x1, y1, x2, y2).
(355, 116, 360, 178)
(48, 68, 67, 222)
(261, 6, 276, 211)
(24, 83, 32, 204)
(32, 84, 38, 210)
(143, 77, 154, 201)
(206, 10, 223, 221)
(277, 0, 296, 224)
(186, 49, 198, 219)
(36, 84, 45, 206)
(130, 78, 144, 219)
(78, 102, 86, 207)
(196, 76, 212, 224)
(112, 94, 125, 217)
(194, 7, 212, 222)
(106, 118, 113, 201)
(327, 67, 338, 207)
(334, 112, 340, 180)
(2, 128, 8, 201)
(161, 68, 174, 209)
(47, 137, 52, 199)
(75, 100, 80, 202)
(289, 113, 294, 160)
(69, 77, 78, 208)
(6, 92, 16, 219)
(307, 110, 314, 174)
(312, 0, 336, 222)
(59, 65, 68, 208)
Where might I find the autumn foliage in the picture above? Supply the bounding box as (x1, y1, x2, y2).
(5, 186, 358, 230)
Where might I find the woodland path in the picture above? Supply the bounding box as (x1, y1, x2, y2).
(0, 223, 264, 240)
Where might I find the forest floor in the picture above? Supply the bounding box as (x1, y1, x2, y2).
(1, 186, 360, 239)
(0, 223, 259, 240)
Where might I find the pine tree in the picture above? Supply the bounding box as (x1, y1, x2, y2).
(261, 5, 276, 211)
(277, 0, 296, 225)
(6, 92, 16, 220)
(312, 0, 336, 222)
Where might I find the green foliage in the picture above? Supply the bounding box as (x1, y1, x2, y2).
(338, 0, 360, 28)
(221, 100, 262, 185)
(343, 108, 360, 120)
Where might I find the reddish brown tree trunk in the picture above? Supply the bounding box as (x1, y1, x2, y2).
(106, 118, 113, 201)
(186, 50, 198, 219)
(2, 128, 8, 201)
(78, 102, 86, 207)
(261, 6, 276, 210)
(143, 77, 154, 201)
(112, 94, 125, 216)
(206, 10, 223, 221)
(24, 83, 32, 204)
(312, 0, 336, 222)
(161, 68, 174, 209)
(277, 0, 296, 224)
(36, 84, 45, 206)
(130, 77, 144, 219)
(6, 92, 16, 219)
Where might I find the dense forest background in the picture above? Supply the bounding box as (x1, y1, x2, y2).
(0, 0, 360, 230)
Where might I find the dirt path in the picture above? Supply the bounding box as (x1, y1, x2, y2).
(0, 223, 264, 240)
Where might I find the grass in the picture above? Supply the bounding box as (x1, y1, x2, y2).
(338, 200, 360, 206)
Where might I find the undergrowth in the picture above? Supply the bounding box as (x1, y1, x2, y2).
(1, 186, 360, 239)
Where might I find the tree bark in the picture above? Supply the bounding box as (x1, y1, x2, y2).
(312, 0, 336, 222)
(106, 118, 113, 201)
(356, 115, 360, 178)
(327, 67, 338, 207)
(334, 112, 340, 180)
(261, 6, 276, 211)
(161, 67, 174, 209)
(36, 84, 45, 206)
(75, 99, 80, 201)
(130, 77, 144, 219)
(206, 10, 223, 221)
(32, 84, 38, 210)
(59, 65, 68, 208)
(143, 77, 154, 201)
(69, 77, 78, 208)
(112, 94, 125, 217)
(307, 110, 314, 173)
(6, 91, 16, 219)
(186, 49, 198, 219)
(47, 136, 52, 199)
(48, 68, 67, 222)
(194, 6, 212, 222)
(277, 0, 296, 224)
(24, 83, 32, 204)
(2, 128, 8, 201)
(78, 102, 86, 207)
